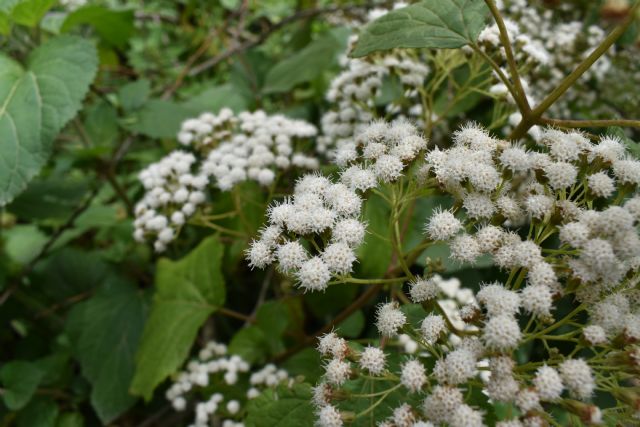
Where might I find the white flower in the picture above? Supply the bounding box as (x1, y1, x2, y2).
(400, 359, 427, 392)
(324, 359, 351, 386)
(409, 277, 439, 302)
(587, 172, 615, 198)
(421, 314, 446, 344)
(359, 346, 386, 375)
(246, 240, 274, 269)
(477, 283, 521, 318)
(521, 284, 553, 317)
(425, 208, 462, 241)
(276, 241, 308, 271)
(297, 257, 331, 292)
(533, 365, 563, 401)
(322, 242, 356, 275)
(559, 359, 594, 400)
(317, 404, 343, 427)
(373, 154, 404, 182)
(483, 315, 521, 350)
(375, 302, 406, 337)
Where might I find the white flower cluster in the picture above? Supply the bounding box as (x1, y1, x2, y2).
(317, 30, 429, 154)
(311, 122, 638, 426)
(134, 108, 319, 251)
(247, 120, 427, 291)
(165, 341, 292, 427)
(479, 0, 613, 119)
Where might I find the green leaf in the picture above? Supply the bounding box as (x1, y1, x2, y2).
(3, 224, 48, 265)
(65, 277, 147, 423)
(123, 99, 193, 139)
(228, 326, 270, 364)
(0, 35, 98, 205)
(33, 248, 110, 301)
(16, 397, 59, 427)
(245, 383, 316, 427)
(182, 84, 249, 115)
(337, 310, 365, 338)
(0, 360, 43, 410)
(83, 100, 118, 148)
(351, 0, 489, 57)
(6, 176, 89, 222)
(117, 79, 150, 112)
(130, 236, 226, 400)
(55, 413, 84, 427)
(263, 27, 350, 93)
(6, 0, 54, 27)
(357, 193, 393, 278)
(61, 6, 134, 49)
(281, 348, 323, 384)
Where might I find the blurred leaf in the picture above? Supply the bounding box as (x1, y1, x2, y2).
(6, 177, 89, 222)
(124, 99, 192, 139)
(263, 27, 350, 93)
(245, 383, 315, 427)
(255, 301, 290, 354)
(117, 79, 150, 112)
(7, 0, 54, 27)
(131, 236, 226, 400)
(182, 84, 249, 114)
(3, 224, 48, 265)
(281, 348, 323, 384)
(33, 248, 109, 301)
(357, 193, 393, 278)
(55, 413, 84, 427)
(337, 310, 365, 338)
(66, 277, 147, 424)
(0, 35, 98, 205)
(16, 396, 58, 427)
(351, 0, 488, 57)
(228, 326, 270, 364)
(0, 360, 43, 410)
(61, 6, 134, 49)
(84, 101, 118, 147)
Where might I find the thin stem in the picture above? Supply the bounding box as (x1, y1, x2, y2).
(484, 0, 531, 114)
(509, 1, 640, 139)
(471, 44, 519, 103)
(540, 117, 640, 129)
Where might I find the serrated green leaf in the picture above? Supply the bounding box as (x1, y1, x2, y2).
(66, 277, 147, 424)
(0, 360, 43, 410)
(61, 6, 134, 49)
(351, 0, 488, 57)
(0, 35, 97, 205)
(130, 236, 226, 400)
(263, 27, 350, 93)
(245, 383, 315, 427)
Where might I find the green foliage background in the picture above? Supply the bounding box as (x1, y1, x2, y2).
(0, 0, 638, 426)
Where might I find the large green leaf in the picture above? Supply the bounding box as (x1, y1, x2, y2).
(0, 360, 43, 410)
(61, 6, 134, 49)
(245, 383, 316, 427)
(130, 236, 226, 400)
(65, 277, 147, 424)
(0, 35, 98, 205)
(351, 0, 488, 57)
(263, 27, 350, 93)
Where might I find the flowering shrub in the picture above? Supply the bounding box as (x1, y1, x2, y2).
(1, 1, 640, 427)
